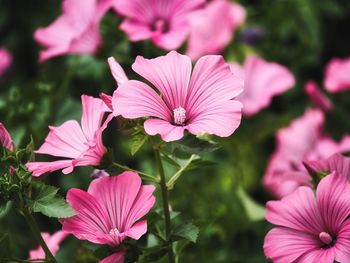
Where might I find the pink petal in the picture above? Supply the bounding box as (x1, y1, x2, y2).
(295, 248, 335, 263)
(26, 160, 73, 177)
(81, 95, 110, 141)
(125, 220, 148, 240)
(238, 55, 295, 116)
(62, 188, 113, 245)
(0, 122, 13, 150)
(186, 0, 246, 60)
(304, 80, 333, 112)
(324, 57, 350, 93)
(316, 172, 350, 233)
(335, 220, 350, 262)
(186, 55, 243, 114)
(266, 186, 324, 234)
(264, 227, 320, 263)
(100, 251, 125, 263)
(187, 100, 243, 137)
(35, 120, 87, 159)
(112, 80, 171, 121)
(108, 57, 128, 86)
(0, 48, 12, 76)
(119, 20, 154, 41)
(99, 92, 113, 110)
(151, 23, 190, 50)
(144, 119, 185, 142)
(132, 51, 192, 109)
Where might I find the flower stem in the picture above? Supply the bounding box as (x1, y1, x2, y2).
(22, 208, 57, 263)
(111, 162, 160, 183)
(154, 148, 175, 263)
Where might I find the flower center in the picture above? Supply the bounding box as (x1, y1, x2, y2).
(319, 232, 333, 245)
(173, 107, 186, 125)
(151, 18, 169, 33)
(109, 228, 120, 235)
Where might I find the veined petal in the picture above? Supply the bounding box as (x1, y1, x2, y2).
(0, 122, 13, 150)
(144, 119, 185, 142)
(125, 220, 148, 240)
(335, 220, 350, 262)
(295, 248, 335, 263)
(187, 100, 242, 137)
(100, 251, 125, 263)
(112, 80, 171, 121)
(316, 172, 350, 233)
(266, 186, 324, 235)
(264, 227, 320, 263)
(26, 160, 73, 177)
(185, 55, 243, 117)
(108, 57, 128, 86)
(132, 51, 192, 109)
(35, 120, 87, 158)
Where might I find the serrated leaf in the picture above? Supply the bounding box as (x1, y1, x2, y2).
(130, 133, 148, 155)
(237, 188, 265, 222)
(172, 222, 199, 243)
(31, 183, 75, 218)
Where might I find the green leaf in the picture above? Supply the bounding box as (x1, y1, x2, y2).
(130, 133, 148, 156)
(175, 240, 190, 258)
(172, 222, 199, 243)
(237, 188, 265, 222)
(0, 201, 11, 217)
(31, 182, 75, 218)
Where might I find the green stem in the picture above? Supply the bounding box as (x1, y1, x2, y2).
(167, 154, 195, 190)
(22, 208, 57, 263)
(154, 149, 175, 263)
(111, 162, 159, 183)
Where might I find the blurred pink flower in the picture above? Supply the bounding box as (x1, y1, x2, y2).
(114, 0, 205, 50)
(186, 0, 246, 60)
(26, 95, 112, 176)
(61, 171, 155, 247)
(263, 109, 350, 198)
(29, 231, 68, 260)
(264, 172, 350, 263)
(231, 55, 295, 116)
(100, 251, 125, 263)
(0, 48, 12, 76)
(0, 122, 13, 150)
(112, 51, 243, 142)
(304, 80, 333, 112)
(34, 0, 113, 62)
(324, 57, 350, 93)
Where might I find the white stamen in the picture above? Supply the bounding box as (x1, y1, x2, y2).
(173, 107, 186, 125)
(319, 232, 333, 245)
(109, 228, 120, 235)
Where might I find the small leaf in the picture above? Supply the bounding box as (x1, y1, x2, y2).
(172, 222, 199, 243)
(175, 240, 190, 257)
(237, 188, 265, 222)
(31, 182, 75, 218)
(130, 133, 148, 156)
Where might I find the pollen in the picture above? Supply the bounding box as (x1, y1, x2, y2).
(173, 107, 186, 125)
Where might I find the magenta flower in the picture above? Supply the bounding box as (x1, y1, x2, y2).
(34, 0, 113, 62)
(0, 122, 13, 150)
(263, 109, 350, 198)
(112, 51, 243, 142)
(264, 172, 350, 263)
(29, 231, 68, 260)
(186, 0, 246, 60)
(230, 55, 295, 116)
(0, 48, 12, 76)
(324, 57, 350, 93)
(61, 171, 155, 247)
(26, 95, 112, 176)
(114, 0, 204, 50)
(304, 80, 333, 112)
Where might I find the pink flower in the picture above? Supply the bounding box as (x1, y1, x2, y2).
(263, 109, 350, 198)
(26, 95, 112, 176)
(304, 80, 333, 112)
(29, 231, 68, 260)
(0, 122, 13, 150)
(231, 55, 295, 116)
(304, 153, 350, 180)
(324, 57, 350, 93)
(264, 172, 350, 263)
(0, 48, 12, 76)
(34, 0, 113, 62)
(61, 171, 155, 247)
(100, 252, 125, 263)
(186, 0, 246, 60)
(112, 51, 243, 142)
(113, 0, 205, 50)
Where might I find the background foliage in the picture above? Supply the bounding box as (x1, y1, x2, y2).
(1, 0, 350, 262)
